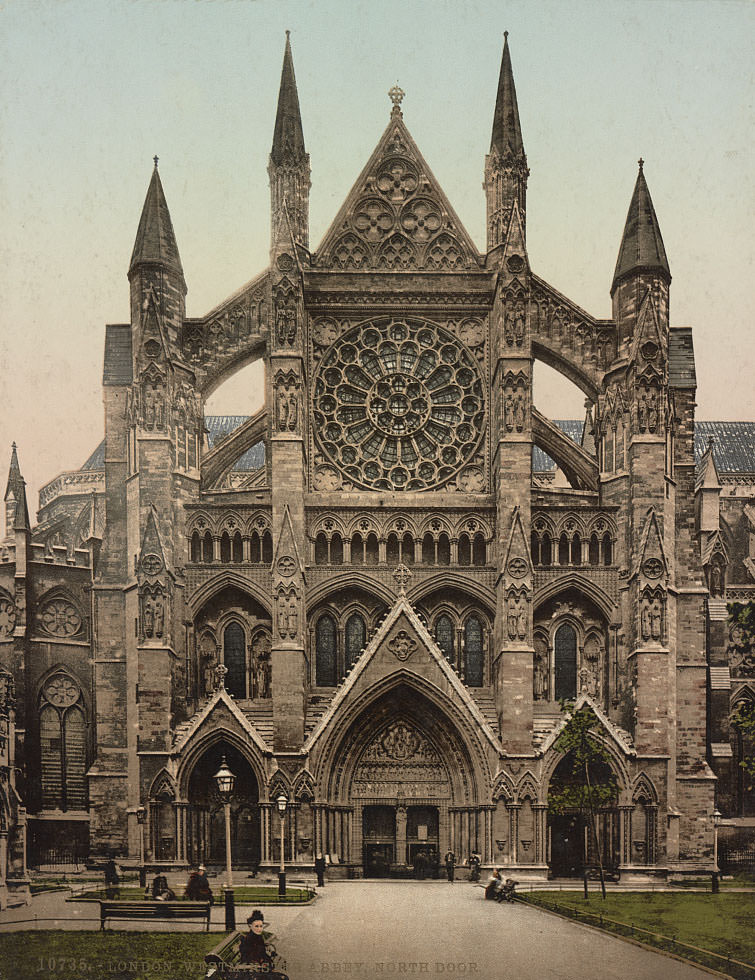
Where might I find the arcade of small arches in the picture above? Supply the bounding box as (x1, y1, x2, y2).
(531, 514, 615, 568)
(313, 527, 488, 567)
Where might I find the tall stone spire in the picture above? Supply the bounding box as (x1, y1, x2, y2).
(612, 160, 670, 295)
(485, 33, 529, 251)
(269, 31, 311, 248)
(4, 443, 29, 534)
(491, 32, 525, 159)
(270, 31, 307, 167)
(128, 159, 185, 284)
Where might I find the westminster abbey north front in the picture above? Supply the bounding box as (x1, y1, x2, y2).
(2, 35, 754, 902)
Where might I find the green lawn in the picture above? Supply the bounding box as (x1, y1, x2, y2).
(523, 891, 755, 979)
(0, 932, 221, 980)
(70, 885, 313, 904)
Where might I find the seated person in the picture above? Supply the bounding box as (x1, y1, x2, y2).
(185, 864, 214, 903)
(484, 868, 503, 900)
(239, 910, 289, 979)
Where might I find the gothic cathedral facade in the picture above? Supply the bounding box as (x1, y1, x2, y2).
(3, 35, 754, 897)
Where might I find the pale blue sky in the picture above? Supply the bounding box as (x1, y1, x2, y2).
(1, 0, 753, 508)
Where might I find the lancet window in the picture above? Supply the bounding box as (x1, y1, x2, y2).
(39, 672, 87, 811)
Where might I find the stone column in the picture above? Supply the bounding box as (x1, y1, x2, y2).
(618, 805, 633, 866)
(507, 803, 521, 864)
(396, 806, 407, 865)
(533, 804, 548, 865)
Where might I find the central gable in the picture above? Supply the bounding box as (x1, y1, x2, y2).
(313, 112, 481, 272)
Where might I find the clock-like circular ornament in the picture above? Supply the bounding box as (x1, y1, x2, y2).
(141, 553, 163, 576)
(40, 599, 82, 637)
(43, 673, 79, 708)
(313, 316, 485, 491)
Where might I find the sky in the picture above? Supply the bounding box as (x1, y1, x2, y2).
(0, 0, 753, 514)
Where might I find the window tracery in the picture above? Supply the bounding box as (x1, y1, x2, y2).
(312, 316, 485, 491)
(39, 671, 87, 811)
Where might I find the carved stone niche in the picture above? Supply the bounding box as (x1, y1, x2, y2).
(639, 586, 665, 644)
(502, 370, 528, 434)
(274, 370, 301, 434)
(274, 278, 297, 347)
(505, 586, 529, 641)
(636, 381, 661, 435)
(503, 291, 527, 348)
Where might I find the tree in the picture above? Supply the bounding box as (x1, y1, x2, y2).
(549, 702, 618, 899)
(727, 602, 755, 791)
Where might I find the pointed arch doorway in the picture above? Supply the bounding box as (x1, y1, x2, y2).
(323, 683, 484, 877)
(186, 741, 260, 869)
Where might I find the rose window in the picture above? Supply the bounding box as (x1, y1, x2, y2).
(313, 316, 485, 491)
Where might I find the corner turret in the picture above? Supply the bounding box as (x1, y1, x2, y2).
(128, 158, 186, 341)
(611, 160, 670, 347)
(269, 32, 310, 250)
(484, 33, 529, 251)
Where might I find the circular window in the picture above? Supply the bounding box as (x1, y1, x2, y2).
(313, 316, 485, 490)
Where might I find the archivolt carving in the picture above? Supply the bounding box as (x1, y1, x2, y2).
(312, 316, 485, 491)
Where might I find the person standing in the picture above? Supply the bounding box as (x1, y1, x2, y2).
(314, 853, 326, 888)
(444, 850, 455, 882)
(104, 856, 120, 899)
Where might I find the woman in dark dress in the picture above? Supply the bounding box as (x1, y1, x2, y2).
(239, 910, 289, 979)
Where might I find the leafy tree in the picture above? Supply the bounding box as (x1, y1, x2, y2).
(727, 602, 755, 790)
(549, 702, 618, 899)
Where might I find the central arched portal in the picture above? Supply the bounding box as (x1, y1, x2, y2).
(186, 741, 260, 869)
(325, 684, 483, 877)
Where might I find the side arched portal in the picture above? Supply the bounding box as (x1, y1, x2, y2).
(185, 741, 260, 869)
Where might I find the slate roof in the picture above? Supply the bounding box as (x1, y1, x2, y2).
(102, 325, 133, 386)
(669, 328, 696, 388)
(129, 164, 184, 280)
(77, 419, 753, 476)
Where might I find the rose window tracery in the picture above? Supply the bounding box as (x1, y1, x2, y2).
(313, 316, 485, 491)
(38, 599, 82, 638)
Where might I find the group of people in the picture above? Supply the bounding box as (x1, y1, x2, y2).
(484, 869, 518, 902)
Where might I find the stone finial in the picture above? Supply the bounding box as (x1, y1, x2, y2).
(392, 563, 412, 595)
(153, 155, 159, 169)
(638, 157, 644, 172)
(214, 662, 228, 691)
(388, 83, 405, 116)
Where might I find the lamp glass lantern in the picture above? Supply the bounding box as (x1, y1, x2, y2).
(276, 793, 288, 816)
(214, 756, 236, 799)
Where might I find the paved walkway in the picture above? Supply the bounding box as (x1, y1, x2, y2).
(0, 880, 716, 978)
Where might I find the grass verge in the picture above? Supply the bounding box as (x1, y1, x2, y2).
(0, 931, 221, 980)
(522, 891, 755, 979)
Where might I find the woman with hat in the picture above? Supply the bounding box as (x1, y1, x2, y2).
(239, 910, 289, 978)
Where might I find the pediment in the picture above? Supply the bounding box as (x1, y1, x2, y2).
(313, 113, 481, 272)
(304, 596, 500, 754)
(172, 687, 270, 757)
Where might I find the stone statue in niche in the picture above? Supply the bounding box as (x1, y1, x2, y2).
(513, 390, 526, 431)
(647, 389, 658, 433)
(203, 651, 217, 697)
(143, 596, 154, 637)
(276, 383, 299, 432)
(710, 564, 724, 598)
(651, 597, 663, 641)
(275, 302, 296, 346)
(153, 597, 164, 638)
(514, 301, 525, 346)
(533, 636, 548, 700)
(579, 665, 598, 697)
(276, 590, 298, 640)
(638, 391, 648, 433)
(504, 306, 516, 346)
(507, 592, 527, 641)
(641, 598, 652, 641)
(504, 391, 515, 432)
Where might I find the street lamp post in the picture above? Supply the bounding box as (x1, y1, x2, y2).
(277, 794, 288, 898)
(712, 808, 722, 894)
(136, 805, 146, 889)
(214, 755, 236, 930)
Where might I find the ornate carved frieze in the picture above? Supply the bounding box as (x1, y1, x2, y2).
(181, 278, 269, 369)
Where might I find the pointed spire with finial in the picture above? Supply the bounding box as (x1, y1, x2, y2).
(4, 443, 30, 533)
(271, 30, 307, 166)
(128, 159, 185, 284)
(484, 32, 529, 251)
(491, 31, 525, 160)
(611, 159, 670, 295)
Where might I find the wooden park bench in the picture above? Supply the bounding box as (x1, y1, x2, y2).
(99, 899, 211, 930)
(204, 929, 288, 979)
